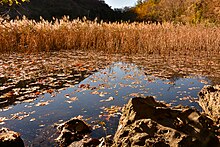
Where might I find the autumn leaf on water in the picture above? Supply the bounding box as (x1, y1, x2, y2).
(92, 124, 101, 130)
(39, 124, 45, 127)
(35, 91, 41, 95)
(99, 92, 108, 97)
(100, 96, 114, 102)
(129, 93, 139, 97)
(199, 80, 208, 84)
(99, 121, 106, 126)
(79, 84, 90, 89)
(35, 100, 53, 107)
(188, 87, 200, 90)
(47, 89, 54, 94)
(99, 106, 122, 121)
(0, 117, 7, 125)
(23, 98, 35, 103)
(65, 97, 78, 103)
(10, 112, 30, 120)
(30, 118, 36, 122)
(65, 94, 70, 98)
(91, 91, 99, 95)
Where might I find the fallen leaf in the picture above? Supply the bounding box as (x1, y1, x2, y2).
(100, 96, 114, 102)
(66, 97, 78, 103)
(35, 100, 53, 107)
(30, 118, 36, 122)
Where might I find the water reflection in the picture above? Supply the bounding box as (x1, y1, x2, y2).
(0, 62, 211, 146)
(0, 69, 92, 108)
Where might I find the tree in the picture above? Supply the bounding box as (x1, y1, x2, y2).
(133, 0, 220, 23)
(0, 0, 28, 6)
(0, 0, 29, 18)
(136, 0, 143, 5)
(134, 0, 161, 22)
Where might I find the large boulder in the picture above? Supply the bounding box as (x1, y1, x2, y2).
(112, 96, 219, 147)
(0, 128, 24, 147)
(55, 118, 92, 147)
(198, 85, 220, 123)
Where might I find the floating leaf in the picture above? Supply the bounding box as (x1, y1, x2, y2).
(30, 118, 36, 122)
(35, 100, 53, 107)
(129, 93, 139, 97)
(99, 92, 105, 97)
(65, 94, 70, 98)
(35, 91, 41, 95)
(100, 96, 114, 102)
(47, 89, 54, 94)
(91, 91, 99, 95)
(65, 97, 78, 103)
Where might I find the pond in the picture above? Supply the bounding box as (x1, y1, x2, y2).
(0, 61, 212, 146)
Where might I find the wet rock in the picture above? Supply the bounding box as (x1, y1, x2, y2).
(55, 118, 91, 147)
(99, 135, 114, 147)
(68, 136, 100, 147)
(113, 96, 219, 147)
(0, 128, 24, 147)
(199, 85, 220, 123)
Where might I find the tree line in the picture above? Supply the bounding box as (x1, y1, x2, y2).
(0, 0, 220, 24)
(131, 0, 220, 24)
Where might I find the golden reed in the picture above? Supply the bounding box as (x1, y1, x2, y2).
(0, 17, 220, 56)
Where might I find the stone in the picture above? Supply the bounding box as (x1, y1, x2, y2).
(55, 118, 91, 147)
(112, 96, 219, 147)
(68, 137, 100, 147)
(198, 85, 220, 123)
(99, 135, 113, 147)
(0, 128, 24, 147)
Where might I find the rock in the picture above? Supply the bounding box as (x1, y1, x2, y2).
(0, 128, 24, 147)
(198, 85, 220, 123)
(112, 96, 219, 147)
(68, 136, 100, 147)
(69, 135, 113, 147)
(99, 135, 114, 147)
(55, 118, 91, 147)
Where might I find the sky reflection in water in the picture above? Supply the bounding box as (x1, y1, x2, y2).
(0, 62, 210, 146)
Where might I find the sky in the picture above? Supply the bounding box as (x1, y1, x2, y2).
(104, 0, 137, 9)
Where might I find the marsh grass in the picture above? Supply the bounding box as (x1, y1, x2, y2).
(0, 17, 220, 56)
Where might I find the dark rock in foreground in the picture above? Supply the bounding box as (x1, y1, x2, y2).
(112, 96, 219, 147)
(0, 128, 24, 147)
(199, 85, 220, 123)
(55, 117, 114, 147)
(55, 118, 92, 147)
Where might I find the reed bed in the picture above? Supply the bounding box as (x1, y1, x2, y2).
(0, 17, 220, 56)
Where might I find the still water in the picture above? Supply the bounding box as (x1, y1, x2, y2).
(0, 62, 211, 146)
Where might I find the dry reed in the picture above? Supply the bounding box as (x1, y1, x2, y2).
(0, 17, 220, 56)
